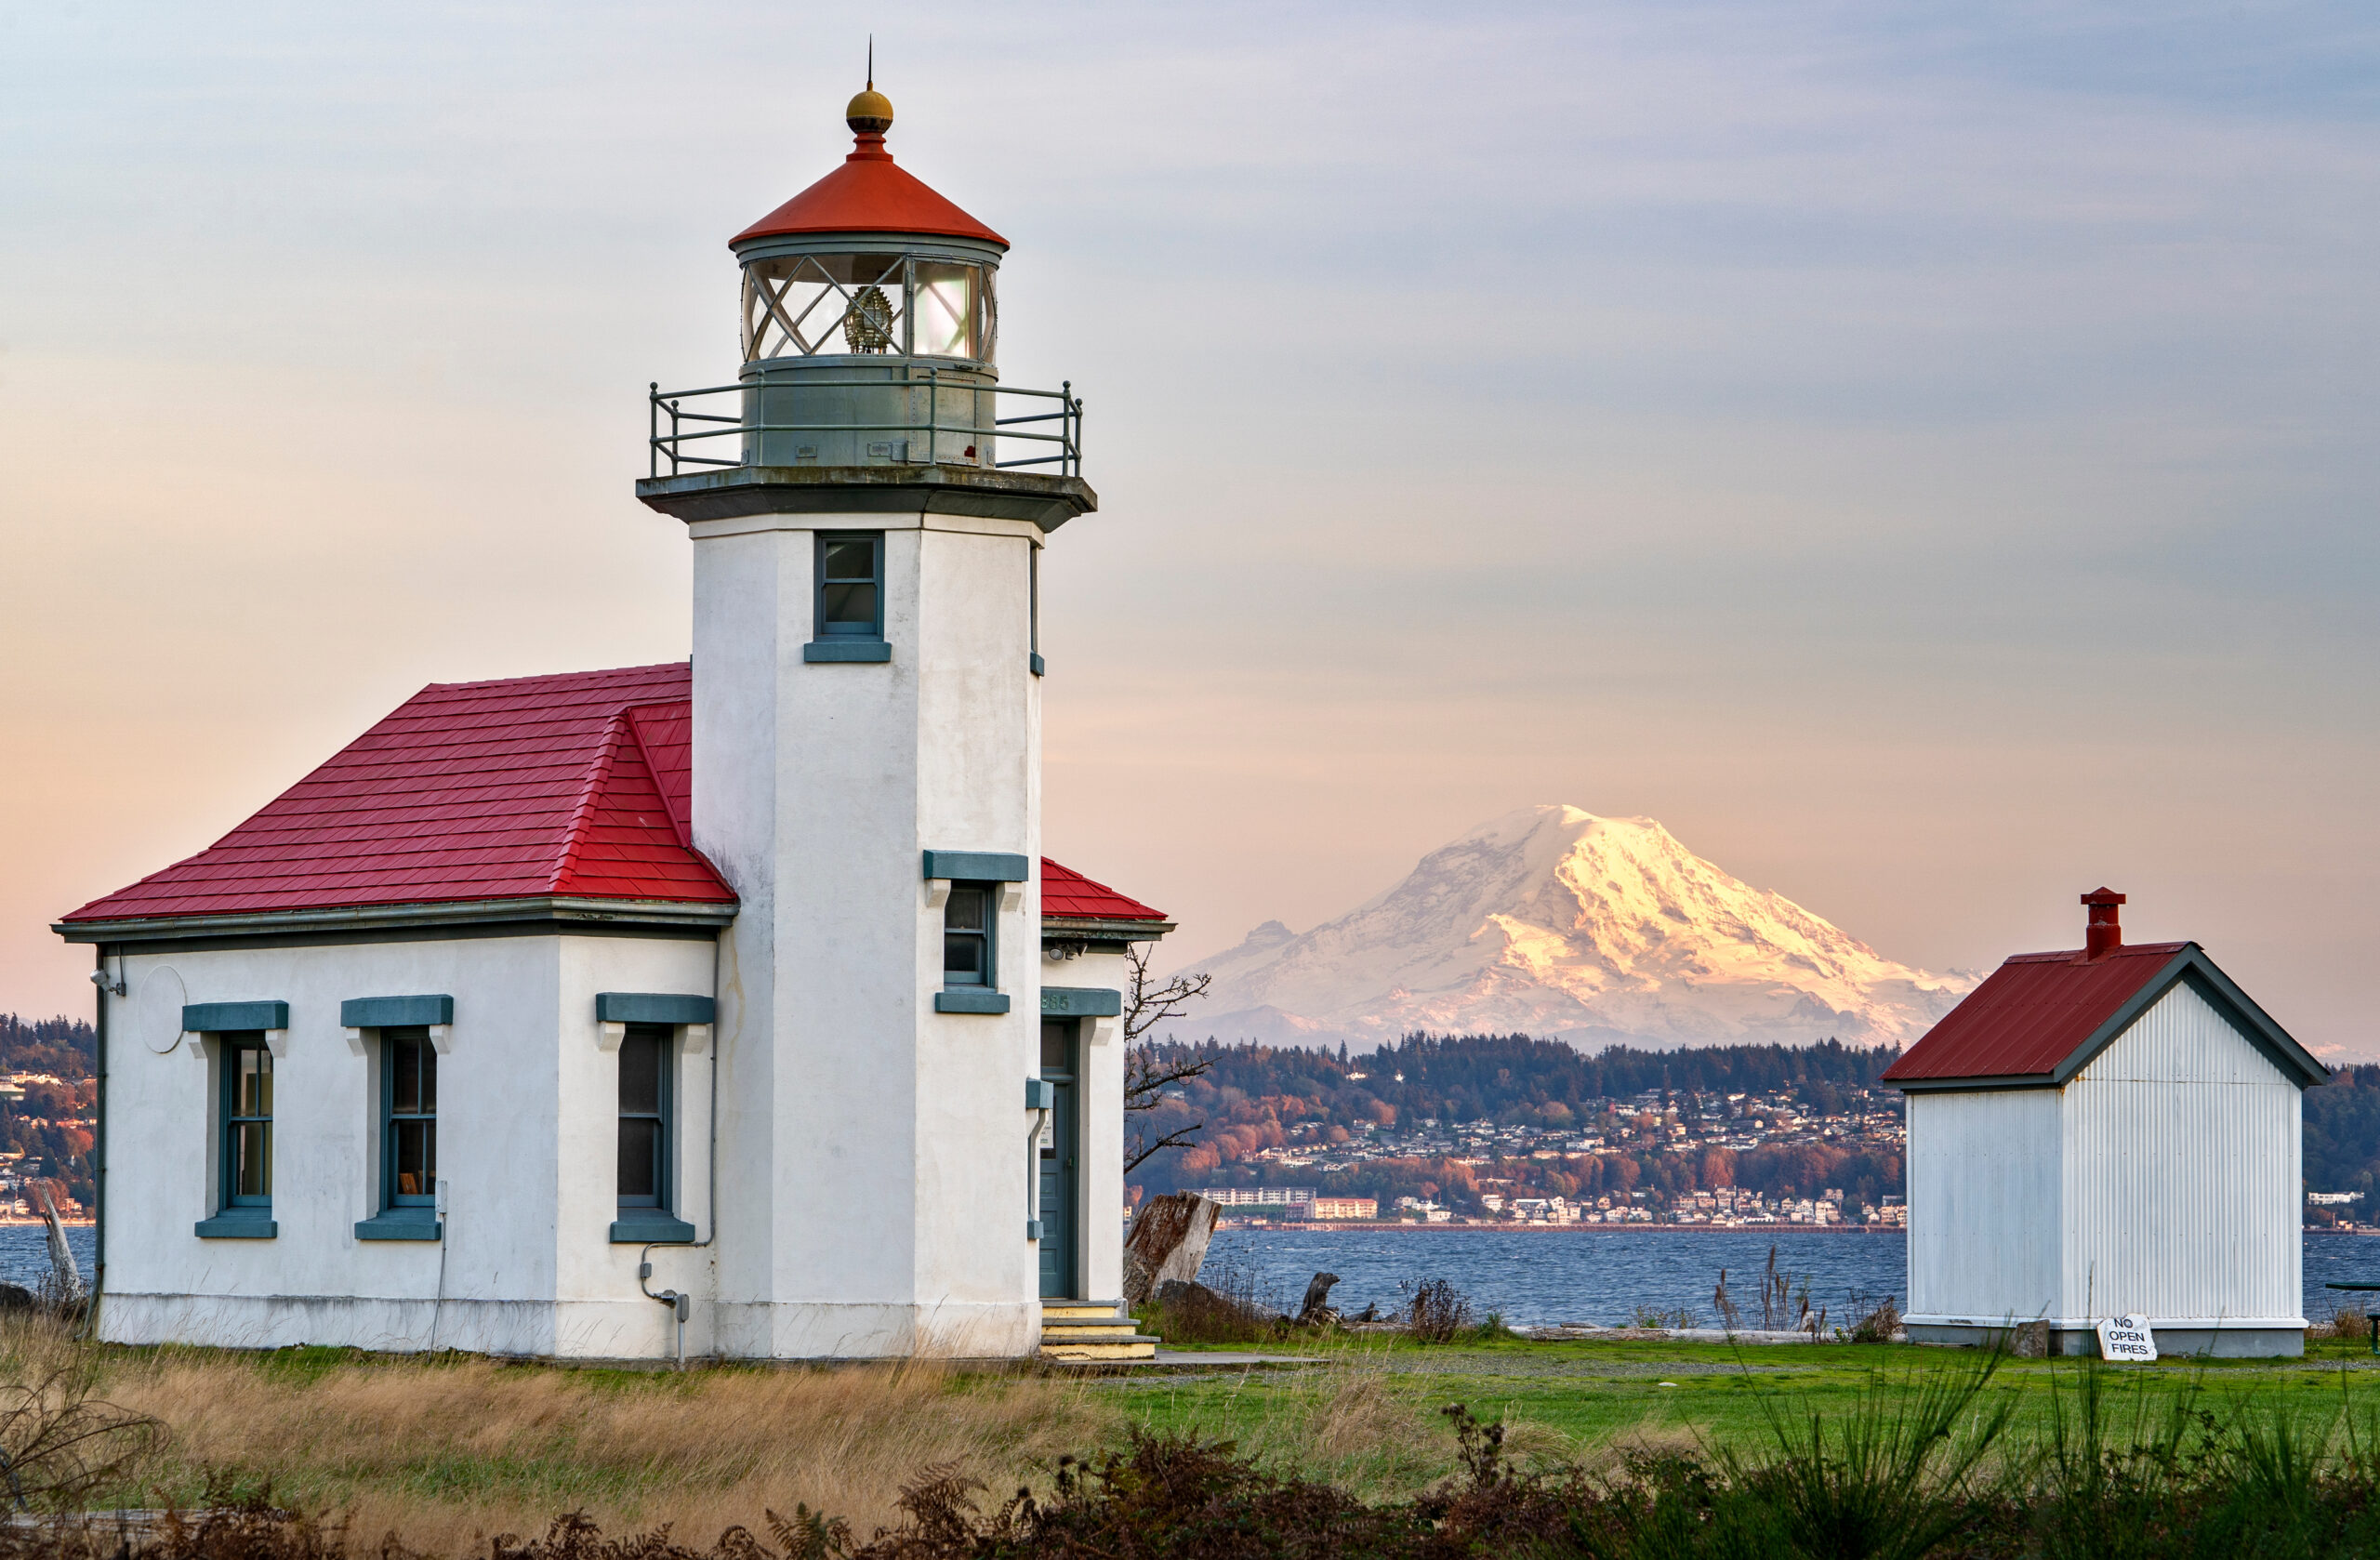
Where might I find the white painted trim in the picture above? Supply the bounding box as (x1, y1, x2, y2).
(1903, 1314, 2309, 1330)
(684, 512, 1042, 543)
(1089, 1017, 1117, 1046)
(925, 881, 952, 911)
(681, 1024, 711, 1055)
(598, 1021, 627, 1051)
(348, 1023, 454, 1054)
(998, 881, 1025, 913)
(263, 1029, 288, 1058)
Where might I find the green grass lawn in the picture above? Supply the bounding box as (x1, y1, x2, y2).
(22, 1315, 2380, 1540)
(1095, 1329, 2380, 1495)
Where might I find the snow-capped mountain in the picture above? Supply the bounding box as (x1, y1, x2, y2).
(1183, 805, 1974, 1051)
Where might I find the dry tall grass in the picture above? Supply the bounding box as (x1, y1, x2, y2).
(0, 1318, 1112, 1553)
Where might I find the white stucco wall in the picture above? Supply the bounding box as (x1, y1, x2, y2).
(1049, 944, 1132, 1304)
(97, 932, 715, 1356)
(690, 508, 1045, 1358)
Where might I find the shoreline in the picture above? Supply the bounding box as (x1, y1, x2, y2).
(1212, 1222, 2375, 1236)
(1216, 1221, 1904, 1235)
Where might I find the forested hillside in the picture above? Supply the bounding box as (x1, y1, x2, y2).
(0, 1015, 97, 1210)
(1130, 1033, 1909, 1217)
(0, 1014, 94, 1079)
(1134, 1030, 2380, 1223)
(2305, 1064, 2380, 1206)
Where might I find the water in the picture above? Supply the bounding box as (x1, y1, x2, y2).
(0, 1223, 95, 1293)
(1206, 1228, 1906, 1329)
(1208, 1228, 2380, 1330)
(2, 1222, 2366, 1330)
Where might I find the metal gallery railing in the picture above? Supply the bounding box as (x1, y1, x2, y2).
(646, 367, 1081, 480)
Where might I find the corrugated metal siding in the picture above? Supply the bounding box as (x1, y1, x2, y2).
(1908, 1089, 2061, 1320)
(2059, 980, 2302, 1323)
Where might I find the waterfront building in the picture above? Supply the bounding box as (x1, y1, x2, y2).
(1308, 1197, 1378, 1221)
(1884, 890, 2323, 1357)
(56, 85, 1171, 1362)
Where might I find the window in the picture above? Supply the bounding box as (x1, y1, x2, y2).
(223, 1038, 272, 1209)
(944, 883, 994, 988)
(384, 1026, 437, 1207)
(617, 1025, 670, 1210)
(816, 534, 883, 639)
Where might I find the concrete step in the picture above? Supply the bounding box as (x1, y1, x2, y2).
(1041, 1321, 1140, 1341)
(1040, 1300, 1126, 1322)
(1040, 1334, 1161, 1361)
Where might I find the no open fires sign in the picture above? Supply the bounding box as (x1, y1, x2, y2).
(2096, 1315, 2159, 1362)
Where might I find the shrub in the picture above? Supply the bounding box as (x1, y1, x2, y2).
(1843, 1294, 1900, 1344)
(1401, 1279, 1473, 1344)
(1627, 1305, 1698, 1329)
(1139, 1260, 1282, 1347)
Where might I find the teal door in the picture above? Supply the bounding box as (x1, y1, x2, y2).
(1038, 1021, 1078, 1299)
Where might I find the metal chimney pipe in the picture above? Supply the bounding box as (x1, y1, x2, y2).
(2082, 887, 2125, 959)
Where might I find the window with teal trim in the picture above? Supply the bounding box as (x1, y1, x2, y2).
(616, 1025, 671, 1211)
(944, 883, 995, 988)
(383, 1026, 437, 1209)
(816, 533, 883, 639)
(222, 1038, 273, 1210)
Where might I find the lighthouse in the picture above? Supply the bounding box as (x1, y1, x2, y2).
(58, 78, 1163, 1364)
(636, 81, 1099, 1357)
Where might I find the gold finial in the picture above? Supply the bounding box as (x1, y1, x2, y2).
(847, 37, 892, 135)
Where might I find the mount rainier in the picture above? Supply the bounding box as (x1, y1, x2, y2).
(1184, 804, 1974, 1051)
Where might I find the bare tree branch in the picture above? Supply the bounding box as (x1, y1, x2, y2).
(1123, 944, 1214, 1176)
(1122, 945, 1210, 1047)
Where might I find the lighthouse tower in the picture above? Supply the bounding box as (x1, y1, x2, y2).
(637, 83, 1094, 1357)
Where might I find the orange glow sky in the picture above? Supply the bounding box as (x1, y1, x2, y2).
(3, 4, 2374, 1052)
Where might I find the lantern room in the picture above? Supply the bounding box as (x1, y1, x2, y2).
(659, 84, 1046, 474)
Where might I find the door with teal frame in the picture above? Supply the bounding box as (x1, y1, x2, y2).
(1038, 1020, 1079, 1299)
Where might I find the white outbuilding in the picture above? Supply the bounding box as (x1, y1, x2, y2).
(53, 84, 1173, 1363)
(1885, 889, 2326, 1357)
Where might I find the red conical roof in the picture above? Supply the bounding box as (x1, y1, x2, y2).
(733, 123, 1006, 250)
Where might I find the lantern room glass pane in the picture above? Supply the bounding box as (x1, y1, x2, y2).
(741, 253, 994, 363)
(911, 261, 980, 359)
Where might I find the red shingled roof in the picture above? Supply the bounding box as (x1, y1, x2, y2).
(63, 664, 734, 922)
(61, 663, 1167, 931)
(1041, 859, 1170, 923)
(1882, 944, 2191, 1084)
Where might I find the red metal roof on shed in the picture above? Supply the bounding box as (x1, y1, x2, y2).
(1880, 942, 2192, 1083)
(733, 133, 1006, 249)
(60, 663, 1166, 930)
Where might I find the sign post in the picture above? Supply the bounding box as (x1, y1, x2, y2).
(2096, 1314, 2158, 1362)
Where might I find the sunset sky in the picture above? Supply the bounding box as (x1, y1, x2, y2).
(2, 3, 2373, 1051)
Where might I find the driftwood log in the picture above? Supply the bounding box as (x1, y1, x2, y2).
(1123, 1192, 1219, 1303)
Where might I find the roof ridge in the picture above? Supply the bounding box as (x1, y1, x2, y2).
(2005, 940, 2195, 964)
(550, 712, 633, 892)
(622, 701, 694, 852)
(420, 660, 691, 696)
